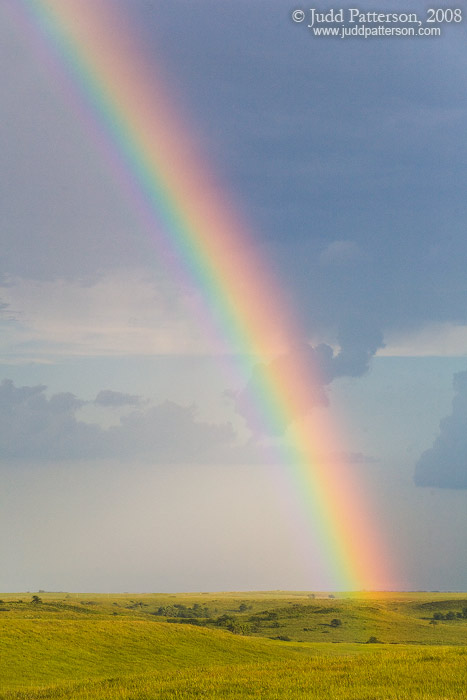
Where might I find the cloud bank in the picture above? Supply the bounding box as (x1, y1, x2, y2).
(0, 379, 379, 468)
(0, 379, 234, 463)
(415, 370, 467, 489)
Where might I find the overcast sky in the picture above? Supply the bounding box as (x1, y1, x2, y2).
(1, 0, 466, 593)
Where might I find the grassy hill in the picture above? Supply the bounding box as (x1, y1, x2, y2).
(1, 591, 466, 699)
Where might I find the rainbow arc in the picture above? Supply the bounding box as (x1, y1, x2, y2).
(20, 0, 396, 590)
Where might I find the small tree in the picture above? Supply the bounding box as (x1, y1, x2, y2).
(31, 595, 42, 605)
(330, 618, 342, 627)
(228, 621, 251, 635)
(216, 614, 236, 627)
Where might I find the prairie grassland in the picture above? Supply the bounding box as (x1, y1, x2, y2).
(1, 591, 466, 699)
(0, 618, 305, 688)
(1, 647, 466, 700)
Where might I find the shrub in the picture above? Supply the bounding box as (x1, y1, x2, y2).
(227, 621, 251, 635)
(215, 614, 236, 627)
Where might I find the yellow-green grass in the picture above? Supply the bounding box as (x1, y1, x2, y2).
(1, 591, 467, 699)
(0, 618, 309, 689)
(1, 647, 466, 699)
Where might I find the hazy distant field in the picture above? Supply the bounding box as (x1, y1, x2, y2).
(1, 591, 466, 698)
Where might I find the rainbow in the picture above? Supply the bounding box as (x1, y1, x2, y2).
(16, 0, 396, 590)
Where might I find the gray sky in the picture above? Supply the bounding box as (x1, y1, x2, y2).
(1, 0, 466, 592)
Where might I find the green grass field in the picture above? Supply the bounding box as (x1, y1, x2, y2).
(1, 591, 466, 698)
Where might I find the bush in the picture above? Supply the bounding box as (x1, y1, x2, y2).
(215, 614, 236, 627)
(330, 618, 342, 627)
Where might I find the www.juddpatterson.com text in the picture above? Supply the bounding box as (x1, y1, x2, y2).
(291, 7, 462, 38)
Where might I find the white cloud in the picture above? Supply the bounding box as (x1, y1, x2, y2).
(379, 323, 467, 357)
(0, 269, 215, 360)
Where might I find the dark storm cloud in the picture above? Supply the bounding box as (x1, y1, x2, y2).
(235, 318, 384, 433)
(0, 380, 234, 463)
(415, 371, 467, 489)
(3, 0, 467, 348)
(139, 1, 467, 339)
